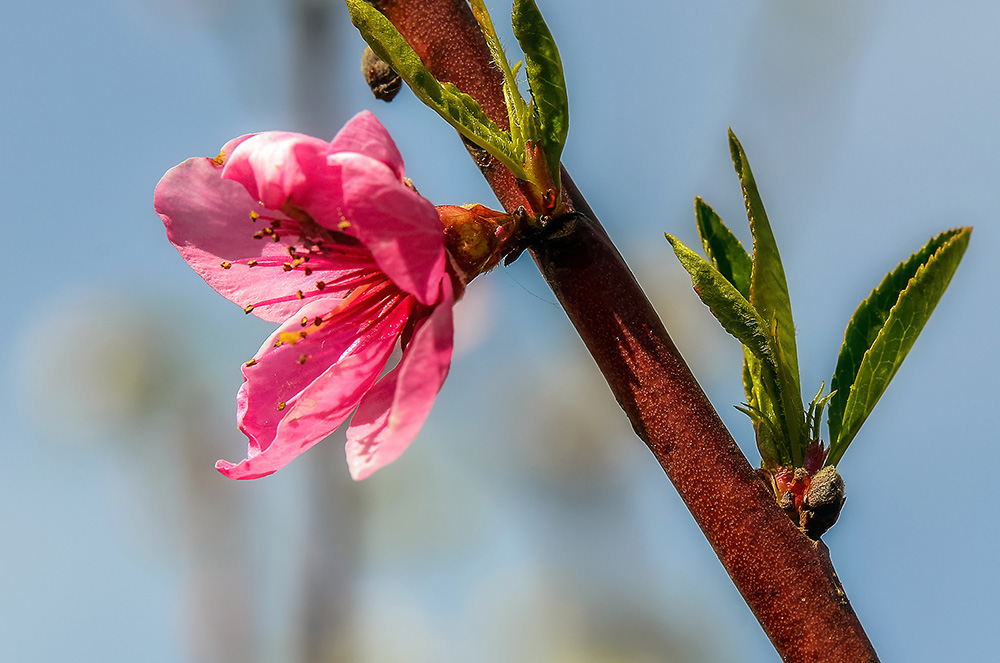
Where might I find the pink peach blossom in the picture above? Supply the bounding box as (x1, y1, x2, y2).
(155, 111, 456, 480)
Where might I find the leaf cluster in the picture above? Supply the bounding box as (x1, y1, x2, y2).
(346, 0, 568, 204)
(667, 131, 970, 468)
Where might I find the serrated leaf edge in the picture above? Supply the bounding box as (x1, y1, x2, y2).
(665, 233, 772, 361)
(826, 227, 971, 465)
(695, 197, 752, 300)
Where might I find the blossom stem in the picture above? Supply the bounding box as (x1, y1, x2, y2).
(370, 1, 879, 660)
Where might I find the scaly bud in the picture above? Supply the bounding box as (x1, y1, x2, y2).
(800, 466, 846, 539)
(361, 46, 402, 102)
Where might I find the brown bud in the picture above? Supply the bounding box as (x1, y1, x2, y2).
(460, 134, 492, 169)
(800, 466, 846, 540)
(361, 46, 401, 102)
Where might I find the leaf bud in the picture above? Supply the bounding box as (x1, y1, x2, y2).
(361, 46, 401, 102)
(800, 466, 846, 539)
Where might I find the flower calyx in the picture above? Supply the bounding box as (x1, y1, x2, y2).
(438, 203, 524, 282)
(439, 201, 586, 281)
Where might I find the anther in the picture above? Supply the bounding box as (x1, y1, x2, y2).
(277, 401, 286, 411)
(304, 267, 313, 276)
(248, 259, 258, 267)
(245, 359, 257, 367)
(271, 220, 282, 228)
(296, 290, 305, 299)
(315, 281, 326, 291)
(262, 227, 274, 236)
(313, 317, 323, 326)
(297, 354, 308, 365)
(220, 261, 232, 269)
(253, 232, 264, 240)
(250, 211, 260, 221)
(298, 331, 308, 339)
(282, 263, 293, 272)
(244, 304, 255, 314)
(300, 317, 309, 326)
(338, 220, 351, 231)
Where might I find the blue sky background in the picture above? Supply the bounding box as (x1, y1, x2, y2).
(2, 1, 998, 661)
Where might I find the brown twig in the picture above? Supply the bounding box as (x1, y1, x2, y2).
(368, 1, 879, 660)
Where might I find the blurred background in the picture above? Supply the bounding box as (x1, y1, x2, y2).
(2, 0, 997, 661)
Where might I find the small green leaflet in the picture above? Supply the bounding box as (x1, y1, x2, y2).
(467, 0, 531, 148)
(826, 227, 971, 465)
(511, 0, 569, 188)
(665, 234, 772, 361)
(729, 131, 805, 464)
(695, 197, 752, 299)
(741, 349, 791, 466)
(345, 0, 527, 179)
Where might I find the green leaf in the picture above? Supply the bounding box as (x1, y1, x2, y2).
(665, 234, 772, 361)
(735, 399, 780, 468)
(512, 0, 569, 187)
(468, 0, 529, 146)
(805, 383, 835, 443)
(346, 0, 527, 179)
(826, 227, 971, 465)
(695, 197, 752, 300)
(729, 130, 805, 462)
(742, 349, 793, 466)
(741, 350, 762, 423)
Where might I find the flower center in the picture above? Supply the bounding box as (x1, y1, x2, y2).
(224, 206, 392, 314)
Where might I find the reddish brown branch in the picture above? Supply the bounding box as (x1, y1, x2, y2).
(534, 179, 877, 662)
(371, 1, 879, 661)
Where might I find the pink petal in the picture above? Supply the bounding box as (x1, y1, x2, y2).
(217, 294, 415, 480)
(334, 154, 445, 306)
(221, 132, 335, 211)
(329, 111, 405, 180)
(345, 279, 455, 480)
(221, 131, 360, 239)
(155, 145, 355, 323)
